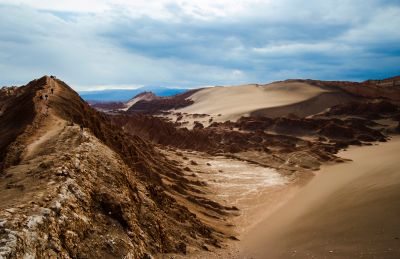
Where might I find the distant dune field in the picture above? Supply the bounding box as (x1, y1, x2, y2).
(178, 81, 352, 122)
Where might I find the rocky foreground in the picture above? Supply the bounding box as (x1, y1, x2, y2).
(0, 77, 229, 258)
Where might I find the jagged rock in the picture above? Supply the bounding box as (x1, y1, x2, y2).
(193, 121, 204, 130)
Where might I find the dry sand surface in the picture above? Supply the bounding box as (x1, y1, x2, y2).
(178, 82, 328, 122)
(178, 154, 290, 230)
(237, 137, 400, 259)
(122, 93, 155, 111)
(161, 152, 295, 259)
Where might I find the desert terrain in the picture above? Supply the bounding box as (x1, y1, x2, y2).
(238, 137, 400, 258)
(0, 75, 399, 258)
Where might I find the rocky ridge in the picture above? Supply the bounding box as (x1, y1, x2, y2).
(0, 76, 228, 258)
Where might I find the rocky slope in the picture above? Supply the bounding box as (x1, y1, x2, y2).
(303, 76, 400, 101)
(0, 76, 228, 258)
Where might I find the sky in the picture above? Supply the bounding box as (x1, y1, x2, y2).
(0, 0, 399, 90)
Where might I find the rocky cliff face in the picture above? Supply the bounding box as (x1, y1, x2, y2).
(0, 76, 224, 258)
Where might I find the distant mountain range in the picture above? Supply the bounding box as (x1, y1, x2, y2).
(78, 86, 189, 102)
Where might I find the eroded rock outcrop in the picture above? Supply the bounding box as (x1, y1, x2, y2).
(112, 99, 399, 173)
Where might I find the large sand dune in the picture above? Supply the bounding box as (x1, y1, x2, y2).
(178, 81, 352, 122)
(239, 137, 400, 258)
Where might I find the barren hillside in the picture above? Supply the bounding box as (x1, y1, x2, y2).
(0, 76, 229, 258)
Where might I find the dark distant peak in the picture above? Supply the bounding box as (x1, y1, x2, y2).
(283, 79, 306, 82)
(132, 91, 157, 99)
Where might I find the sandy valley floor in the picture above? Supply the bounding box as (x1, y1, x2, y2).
(237, 137, 400, 258)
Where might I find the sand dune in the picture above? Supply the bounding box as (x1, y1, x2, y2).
(239, 137, 400, 258)
(122, 92, 156, 111)
(251, 90, 356, 118)
(178, 82, 330, 122)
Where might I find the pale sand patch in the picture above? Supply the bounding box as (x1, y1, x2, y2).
(238, 137, 400, 258)
(121, 93, 155, 111)
(178, 82, 328, 122)
(203, 159, 288, 228)
(23, 116, 65, 160)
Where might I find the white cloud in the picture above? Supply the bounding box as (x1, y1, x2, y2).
(0, 0, 110, 13)
(0, 0, 267, 19)
(253, 42, 357, 56)
(341, 6, 400, 44)
(75, 84, 144, 91)
(0, 0, 399, 89)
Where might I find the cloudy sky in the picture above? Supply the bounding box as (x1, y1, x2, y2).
(0, 0, 399, 90)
